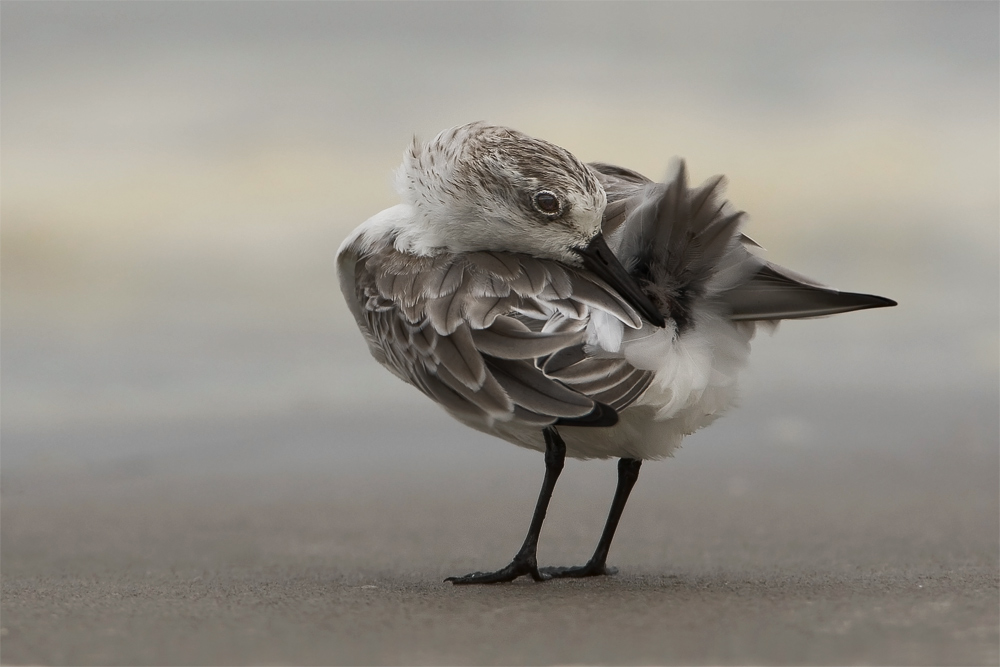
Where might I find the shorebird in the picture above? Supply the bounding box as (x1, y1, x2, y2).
(337, 122, 895, 584)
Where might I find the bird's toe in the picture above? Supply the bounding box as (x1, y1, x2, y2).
(538, 561, 617, 578)
(445, 557, 544, 585)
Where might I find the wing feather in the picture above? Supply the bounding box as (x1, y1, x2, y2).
(348, 242, 654, 428)
(512, 406, 560, 426)
(485, 358, 595, 418)
(593, 370, 654, 411)
(471, 316, 586, 360)
(519, 257, 549, 295)
(545, 264, 574, 299)
(466, 252, 521, 281)
(416, 372, 488, 422)
(545, 357, 630, 385)
(434, 364, 513, 417)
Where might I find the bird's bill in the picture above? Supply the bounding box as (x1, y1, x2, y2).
(574, 234, 666, 328)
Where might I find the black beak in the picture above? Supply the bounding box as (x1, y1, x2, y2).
(574, 234, 666, 328)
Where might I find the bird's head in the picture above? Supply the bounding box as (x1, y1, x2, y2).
(395, 122, 607, 265)
(392, 122, 664, 327)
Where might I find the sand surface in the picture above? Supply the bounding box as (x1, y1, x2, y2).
(3, 396, 998, 666)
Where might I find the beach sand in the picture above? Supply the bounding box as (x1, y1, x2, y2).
(3, 400, 997, 665)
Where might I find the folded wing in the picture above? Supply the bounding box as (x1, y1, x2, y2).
(343, 243, 653, 428)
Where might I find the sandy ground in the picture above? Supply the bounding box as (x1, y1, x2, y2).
(2, 395, 998, 666)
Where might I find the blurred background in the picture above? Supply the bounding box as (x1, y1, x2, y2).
(3, 3, 997, 664)
(3, 1, 995, 469)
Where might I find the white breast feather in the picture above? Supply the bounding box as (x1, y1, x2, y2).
(562, 302, 755, 460)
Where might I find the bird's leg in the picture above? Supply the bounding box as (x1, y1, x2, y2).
(540, 457, 642, 578)
(446, 427, 567, 585)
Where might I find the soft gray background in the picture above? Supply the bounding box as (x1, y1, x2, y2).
(2, 2, 997, 665)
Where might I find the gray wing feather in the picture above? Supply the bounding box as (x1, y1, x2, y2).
(543, 264, 574, 300)
(349, 244, 651, 426)
(416, 373, 486, 422)
(485, 358, 594, 417)
(433, 363, 514, 417)
(431, 324, 486, 389)
(471, 316, 585, 360)
(541, 354, 653, 411)
(587, 367, 654, 411)
(556, 359, 633, 393)
(597, 371, 654, 410)
(543, 356, 630, 384)
(541, 345, 588, 373)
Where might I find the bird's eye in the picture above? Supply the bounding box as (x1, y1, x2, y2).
(532, 190, 562, 216)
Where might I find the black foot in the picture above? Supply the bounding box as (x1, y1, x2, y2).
(539, 561, 618, 579)
(446, 556, 548, 585)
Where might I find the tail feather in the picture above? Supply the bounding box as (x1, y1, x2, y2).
(688, 174, 726, 221)
(603, 160, 753, 330)
(590, 159, 896, 326)
(724, 263, 897, 321)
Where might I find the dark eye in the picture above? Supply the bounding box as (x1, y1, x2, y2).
(532, 190, 562, 216)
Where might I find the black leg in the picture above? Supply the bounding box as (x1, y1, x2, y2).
(446, 427, 567, 585)
(540, 457, 642, 578)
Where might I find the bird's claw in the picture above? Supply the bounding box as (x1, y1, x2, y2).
(446, 556, 547, 584)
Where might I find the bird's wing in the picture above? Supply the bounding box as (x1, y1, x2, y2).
(346, 243, 652, 427)
(590, 161, 895, 324)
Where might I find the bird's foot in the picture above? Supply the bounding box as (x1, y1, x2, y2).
(539, 560, 617, 579)
(446, 554, 547, 585)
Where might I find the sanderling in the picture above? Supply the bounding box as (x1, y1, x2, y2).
(337, 122, 895, 584)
